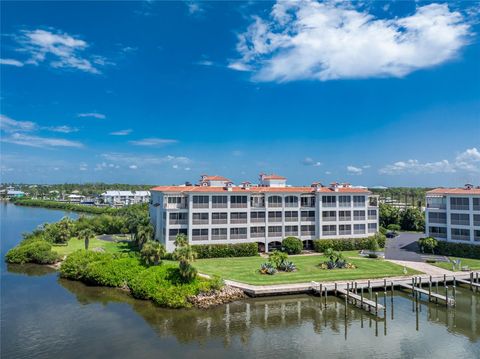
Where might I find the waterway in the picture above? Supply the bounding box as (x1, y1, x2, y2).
(1, 202, 479, 358)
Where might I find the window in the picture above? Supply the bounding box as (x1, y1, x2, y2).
(474, 198, 480, 211)
(429, 226, 447, 238)
(169, 228, 187, 240)
(301, 210, 315, 221)
(285, 225, 298, 236)
(268, 226, 282, 237)
(192, 212, 208, 225)
(169, 212, 187, 224)
(166, 196, 186, 208)
(192, 228, 208, 241)
(301, 196, 315, 208)
(475, 230, 480, 242)
(250, 226, 266, 238)
(251, 211, 266, 222)
(354, 224, 366, 234)
(451, 228, 470, 241)
(427, 196, 446, 209)
(212, 212, 227, 224)
(450, 197, 469, 210)
(368, 209, 377, 220)
(450, 213, 469, 226)
(268, 211, 282, 222)
(339, 195, 351, 207)
(211, 228, 227, 240)
(231, 195, 247, 208)
(301, 225, 315, 235)
(230, 212, 247, 224)
(368, 196, 378, 207)
(251, 195, 265, 208)
(353, 196, 365, 207)
(285, 196, 299, 207)
(474, 214, 480, 226)
(285, 211, 299, 222)
(353, 210, 365, 221)
(368, 223, 377, 233)
(212, 195, 227, 208)
(268, 196, 282, 208)
(339, 224, 351, 235)
(429, 212, 447, 224)
(322, 225, 336, 236)
(322, 211, 336, 221)
(192, 195, 209, 208)
(230, 227, 247, 239)
(339, 211, 351, 221)
(322, 196, 336, 207)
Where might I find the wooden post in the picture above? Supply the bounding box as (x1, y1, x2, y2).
(354, 281, 357, 294)
(319, 284, 323, 301)
(375, 292, 379, 315)
(390, 281, 394, 301)
(347, 283, 350, 303)
(419, 277, 422, 288)
(452, 285, 456, 305)
(471, 272, 474, 291)
(428, 280, 432, 302)
(453, 276, 456, 287)
(360, 287, 364, 309)
(443, 274, 446, 287)
(384, 291, 387, 317)
(324, 286, 328, 309)
(384, 279, 387, 292)
(335, 283, 337, 296)
(445, 286, 448, 308)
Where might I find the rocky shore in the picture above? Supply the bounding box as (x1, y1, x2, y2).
(189, 285, 246, 309)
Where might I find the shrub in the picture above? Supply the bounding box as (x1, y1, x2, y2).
(5, 238, 60, 264)
(368, 253, 379, 259)
(379, 226, 388, 235)
(259, 262, 277, 275)
(418, 237, 438, 254)
(192, 243, 258, 259)
(60, 250, 107, 280)
(313, 234, 386, 253)
(435, 241, 480, 259)
(387, 224, 401, 232)
(367, 237, 380, 252)
(82, 255, 144, 287)
(268, 250, 288, 269)
(282, 237, 303, 255)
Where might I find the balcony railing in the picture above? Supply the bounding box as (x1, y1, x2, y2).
(451, 205, 469, 211)
(231, 218, 247, 224)
(285, 203, 298, 208)
(268, 203, 282, 208)
(322, 217, 336, 222)
(339, 203, 351, 208)
(268, 232, 282, 238)
(427, 204, 446, 209)
(169, 219, 187, 225)
(322, 203, 336, 208)
(230, 203, 247, 208)
(323, 230, 336, 236)
(451, 220, 470, 226)
(251, 232, 265, 238)
(211, 235, 227, 240)
(339, 216, 351, 221)
(339, 230, 351, 235)
(231, 233, 247, 240)
(193, 203, 209, 209)
(285, 217, 298, 222)
(451, 235, 470, 241)
(268, 217, 282, 223)
(301, 217, 315, 222)
(251, 218, 265, 223)
(212, 219, 227, 225)
(285, 231, 298, 236)
(368, 215, 377, 220)
(354, 229, 366, 235)
(301, 231, 315, 236)
(192, 235, 208, 241)
(192, 219, 208, 225)
(164, 203, 187, 209)
(354, 216, 366, 221)
(212, 203, 227, 208)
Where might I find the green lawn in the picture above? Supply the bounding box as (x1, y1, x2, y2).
(53, 237, 137, 256)
(431, 257, 480, 271)
(193, 251, 421, 285)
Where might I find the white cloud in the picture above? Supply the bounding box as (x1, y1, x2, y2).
(0, 114, 37, 132)
(380, 148, 480, 175)
(47, 125, 78, 133)
(16, 29, 109, 74)
(325, 171, 331, 175)
(231, 2, 471, 82)
(1, 133, 83, 148)
(129, 138, 178, 146)
(347, 165, 363, 175)
(186, 1, 204, 15)
(110, 129, 132, 136)
(172, 164, 179, 169)
(77, 112, 106, 119)
(79, 163, 88, 171)
(363, 165, 371, 169)
(302, 157, 322, 167)
(0, 58, 24, 67)
(129, 165, 138, 169)
(101, 152, 191, 169)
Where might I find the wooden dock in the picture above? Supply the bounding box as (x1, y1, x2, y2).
(456, 278, 480, 290)
(336, 288, 385, 313)
(398, 283, 455, 306)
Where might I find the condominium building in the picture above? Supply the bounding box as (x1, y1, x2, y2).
(149, 174, 379, 252)
(425, 184, 480, 244)
(101, 190, 151, 206)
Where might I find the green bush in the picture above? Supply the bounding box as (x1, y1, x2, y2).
(82, 255, 144, 287)
(13, 198, 116, 214)
(436, 241, 480, 259)
(282, 237, 303, 254)
(5, 238, 60, 264)
(60, 250, 107, 280)
(313, 234, 386, 253)
(192, 243, 258, 259)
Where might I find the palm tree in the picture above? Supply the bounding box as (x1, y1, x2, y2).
(77, 228, 96, 250)
(173, 237, 197, 282)
(136, 224, 153, 249)
(140, 240, 166, 266)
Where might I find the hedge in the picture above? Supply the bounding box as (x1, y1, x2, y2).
(313, 234, 386, 253)
(5, 237, 60, 264)
(192, 243, 258, 259)
(436, 241, 480, 259)
(12, 198, 116, 214)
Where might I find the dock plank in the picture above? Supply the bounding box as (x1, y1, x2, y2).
(398, 283, 455, 306)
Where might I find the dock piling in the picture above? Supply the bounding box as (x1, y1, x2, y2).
(375, 293, 379, 315)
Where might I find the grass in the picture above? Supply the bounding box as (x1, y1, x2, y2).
(431, 257, 480, 271)
(193, 251, 421, 285)
(53, 237, 137, 256)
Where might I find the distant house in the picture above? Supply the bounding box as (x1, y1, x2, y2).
(67, 194, 85, 203)
(6, 190, 25, 199)
(101, 190, 150, 206)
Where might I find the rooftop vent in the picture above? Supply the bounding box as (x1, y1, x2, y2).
(465, 183, 474, 190)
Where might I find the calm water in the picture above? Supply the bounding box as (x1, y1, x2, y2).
(1, 203, 479, 359)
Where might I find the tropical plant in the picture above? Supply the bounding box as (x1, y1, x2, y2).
(278, 260, 297, 272)
(259, 262, 277, 275)
(174, 233, 188, 248)
(282, 237, 303, 254)
(387, 224, 401, 233)
(418, 237, 438, 254)
(323, 248, 347, 269)
(173, 235, 198, 282)
(77, 228, 96, 250)
(268, 250, 288, 269)
(136, 223, 153, 249)
(141, 240, 166, 266)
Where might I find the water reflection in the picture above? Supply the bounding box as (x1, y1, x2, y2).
(6, 263, 57, 277)
(58, 278, 479, 345)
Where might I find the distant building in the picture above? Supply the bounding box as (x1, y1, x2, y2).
(425, 184, 480, 244)
(150, 174, 379, 253)
(67, 194, 85, 203)
(6, 190, 25, 199)
(101, 190, 150, 206)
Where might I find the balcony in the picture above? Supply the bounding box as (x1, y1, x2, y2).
(164, 203, 187, 209)
(231, 233, 247, 240)
(192, 235, 208, 241)
(231, 218, 247, 224)
(322, 217, 336, 222)
(322, 203, 336, 208)
(251, 232, 265, 238)
(268, 218, 282, 223)
(354, 216, 366, 221)
(301, 217, 315, 222)
(251, 217, 265, 223)
(212, 203, 227, 209)
(427, 204, 446, 210)
(339, 230, 351, 235)
(169, 219, 187, 225)
(212, 219, 227, 225)
(323, 230, 336, 236)
(354, 229, 366, 235)
(285, 217, 298, 222)
(193, 203, 209, 209)
(301, 231, 315, 236)
(451, 220, 470, 226)
(451, 205, 469, 211)
(230, 203, 247, 209)
(451, 235, 470, 241)
(339, 203, 351, 208)
(211, 235, 227, 240)
(285, 231, 298, 236)
(339, 216, 351, 222)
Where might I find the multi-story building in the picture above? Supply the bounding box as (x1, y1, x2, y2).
(425, 184, 480, 244)
(101, 190, 151, 206)
(149, 174, 379, 252)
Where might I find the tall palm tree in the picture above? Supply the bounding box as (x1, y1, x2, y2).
(140, 240, 166, 266)
(173, 237, 197, 282)
(136, 224, 153, 249)
(77, 228, 96, 250)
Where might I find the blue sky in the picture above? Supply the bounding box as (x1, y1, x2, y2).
(1, 0, 479, 187)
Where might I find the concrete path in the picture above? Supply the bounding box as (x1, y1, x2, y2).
(386, 259, 454, 276)
(384, 232, 424, 262)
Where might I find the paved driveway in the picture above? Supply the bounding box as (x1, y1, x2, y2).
(384, 232, 424, 262)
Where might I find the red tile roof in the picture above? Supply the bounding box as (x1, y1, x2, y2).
(150, 185, 370, 194)
(261, 174, 286, 180)
(201, 175, 231, 182)
(427, 188, 480, 195)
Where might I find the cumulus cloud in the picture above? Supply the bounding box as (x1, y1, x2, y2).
(302, 157, 322, 167)
(110, 129, 132, 136)
(0, 58, 24, 67)
(129, 138, 178, 146)
(77, 112, 106, 119)
(1, 133, 83, 148)
(379, 148, 480, 175)
(230, 1, 471, 82)
(347, 165, 363, 175)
